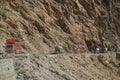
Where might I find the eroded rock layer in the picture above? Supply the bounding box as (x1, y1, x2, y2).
(0, 0, 120, 53)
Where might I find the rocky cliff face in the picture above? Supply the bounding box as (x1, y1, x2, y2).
(16, 53, 120, 80)
(0, 0, 120, 53)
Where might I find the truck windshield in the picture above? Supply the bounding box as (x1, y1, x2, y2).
(6, 45, 13, 49)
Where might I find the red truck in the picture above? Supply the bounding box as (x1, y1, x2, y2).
(5, 38, 23, 54)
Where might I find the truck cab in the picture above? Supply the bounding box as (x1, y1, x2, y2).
(5, 39, 23, 54)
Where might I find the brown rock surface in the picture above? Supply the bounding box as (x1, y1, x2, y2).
(0, 0, 120, 53)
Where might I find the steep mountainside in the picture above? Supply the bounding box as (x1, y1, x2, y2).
(0, 0, 120, 53)
(0, 0, 120, 80)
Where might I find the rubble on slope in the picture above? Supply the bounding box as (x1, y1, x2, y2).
(15, 53, 120, 80)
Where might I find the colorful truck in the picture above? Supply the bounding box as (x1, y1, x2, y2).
(5, 38, 23, 54)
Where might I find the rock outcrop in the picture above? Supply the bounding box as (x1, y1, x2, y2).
(0, 0, 120, 53)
